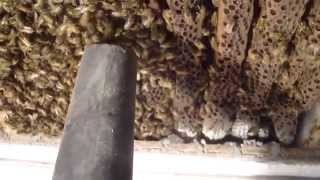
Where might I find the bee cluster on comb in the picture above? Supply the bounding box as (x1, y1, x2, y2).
(0, 0, 319, 146)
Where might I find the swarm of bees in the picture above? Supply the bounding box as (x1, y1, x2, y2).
(0, 0, 319, 145)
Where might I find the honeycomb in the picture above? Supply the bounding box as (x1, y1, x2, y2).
(294, 66, 320, 111)
(231, 110, 259, 139)
(173, 43, 208, 138)
(0, 0, 319, 146)
(269, 99, 299, 144)
(214, 0, 253, 75)
(200, 0, 254, 140)
(200, 100, 233, 140)
(241, 0, 306, 110)
(163, 0, 205, 48)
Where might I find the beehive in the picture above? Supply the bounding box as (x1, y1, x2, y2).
(0, 0, 320, 148)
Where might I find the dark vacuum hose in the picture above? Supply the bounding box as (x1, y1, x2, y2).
(53, 44, 137, 180)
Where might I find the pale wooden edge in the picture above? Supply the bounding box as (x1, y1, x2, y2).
(134, 141, 320, 162)
(1, 128, 320, 162)
(0, 141, 320, 178)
